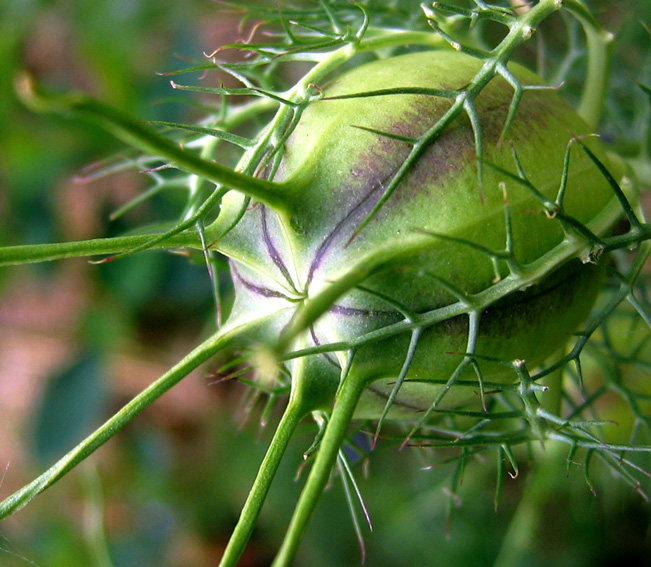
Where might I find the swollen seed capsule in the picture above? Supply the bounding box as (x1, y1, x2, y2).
(221, 50, 616, 417)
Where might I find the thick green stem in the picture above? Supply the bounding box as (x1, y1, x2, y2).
(565, 0, 613, 130)
(218, 400, 305, 567)
(272, 374, 367, 567)
(219, 341, 340, 566)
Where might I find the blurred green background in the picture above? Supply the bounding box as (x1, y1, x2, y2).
(0, 1, 650, 566)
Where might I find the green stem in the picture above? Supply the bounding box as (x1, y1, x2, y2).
(218, 400, 306, 567)
(492, 442, 567, 567)
(14, 74, 290, 214)
(0, 313, 277, 520)
(0, 232, 200, 266)
(565, 0, 613, 130)
(272, 374, 367, 567)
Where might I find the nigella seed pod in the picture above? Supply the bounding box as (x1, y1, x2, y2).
(219, 50, 615, 416)
(4, 5, 646, 567)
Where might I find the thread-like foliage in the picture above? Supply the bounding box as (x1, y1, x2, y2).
(1, 2, 650, 566)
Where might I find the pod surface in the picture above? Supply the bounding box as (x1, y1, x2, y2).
(221, 50, 614, 416)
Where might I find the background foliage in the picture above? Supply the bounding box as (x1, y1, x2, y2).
(0, 1, 650, 566)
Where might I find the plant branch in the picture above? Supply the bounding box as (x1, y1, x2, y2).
(564, 0, 614, 129)
(271, 374, 367, 567)
(0, 312, 286, 520)
(14, 74, 291, 214)
(218, 400, 305, 567)
(0, 232, 199, 266)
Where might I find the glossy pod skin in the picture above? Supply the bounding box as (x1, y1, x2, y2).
(217, 50, 614, 417)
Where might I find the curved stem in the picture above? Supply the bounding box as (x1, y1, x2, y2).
(218, 400, 306, 567)
(15, 74, 291, 214)
(272, 374, 367, 567)
(565, 0, 613, 130)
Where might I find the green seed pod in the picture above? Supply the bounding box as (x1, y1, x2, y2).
(3, 7, 646, 567)
(219, 50, 615, 417)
